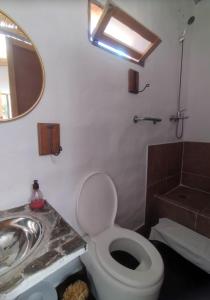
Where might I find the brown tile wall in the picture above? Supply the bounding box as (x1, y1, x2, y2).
(182, 142, 210, 193)
(155, 186, 210, 238)
(196, 206, 210, 238)
(145, 142, 183, 231)
(156, 195, 196, 230)
(145, 141, 210, 238)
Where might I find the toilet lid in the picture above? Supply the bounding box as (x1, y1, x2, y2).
(77, 172, 118, 237)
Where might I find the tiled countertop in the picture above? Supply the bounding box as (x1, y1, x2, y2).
(0, 202, 86, 299)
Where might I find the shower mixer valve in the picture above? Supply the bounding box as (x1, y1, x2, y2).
(169, 109, 189, 122)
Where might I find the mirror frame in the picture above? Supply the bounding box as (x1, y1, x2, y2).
(0, 9, 45, 123)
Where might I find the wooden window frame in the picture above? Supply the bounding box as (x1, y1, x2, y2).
(88, 0, 161, 66)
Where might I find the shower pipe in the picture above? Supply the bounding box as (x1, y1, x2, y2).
(170, 16, 195, 139)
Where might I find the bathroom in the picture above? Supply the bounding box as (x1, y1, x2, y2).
(0, 0, 210, 299)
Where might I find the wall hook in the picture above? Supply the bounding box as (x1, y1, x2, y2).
(53, 146, 62, 156)
(138, 83, 150, 93)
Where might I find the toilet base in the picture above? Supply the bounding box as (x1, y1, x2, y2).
(81, 241, 163, 300)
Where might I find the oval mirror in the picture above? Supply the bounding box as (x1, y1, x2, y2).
(0, 10, 44, 122)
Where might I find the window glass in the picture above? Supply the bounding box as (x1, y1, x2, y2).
(104, 17, 152, 54)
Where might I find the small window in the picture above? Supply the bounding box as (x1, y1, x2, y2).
(88, 0, 161, 65)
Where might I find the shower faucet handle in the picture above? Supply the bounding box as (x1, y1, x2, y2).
(177, 108, 186, 117)
(170, 108, 189, 122)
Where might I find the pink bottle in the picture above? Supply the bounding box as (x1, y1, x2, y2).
(30, 180, 45, 210)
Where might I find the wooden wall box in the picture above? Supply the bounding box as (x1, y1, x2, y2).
(37, 123, 61, 155)
(128, 69, 139, 94)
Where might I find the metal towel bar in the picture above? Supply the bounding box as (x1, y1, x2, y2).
(133, 115, 162, 125)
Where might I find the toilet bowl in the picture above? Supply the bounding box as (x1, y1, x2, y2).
(77, 172, 164, 300)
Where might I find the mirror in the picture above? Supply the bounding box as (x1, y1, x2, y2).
(0, 10, 44, 122)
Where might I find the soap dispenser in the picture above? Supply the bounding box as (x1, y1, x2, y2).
(30, 180, 45, 209)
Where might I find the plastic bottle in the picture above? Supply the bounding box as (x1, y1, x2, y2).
(29, 180, 45, 210)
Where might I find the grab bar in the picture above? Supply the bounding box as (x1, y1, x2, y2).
(133, 115, 162, 125)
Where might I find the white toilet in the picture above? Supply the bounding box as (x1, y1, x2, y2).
(77, 172, 164, 300)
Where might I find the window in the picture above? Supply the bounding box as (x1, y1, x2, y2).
(0, 93, 11, 119)
(89, 0, 161, 65)
(0, 34, 7, 66)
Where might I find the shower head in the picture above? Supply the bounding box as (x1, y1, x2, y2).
(188, 16, 195, 25)
(179, 16, 195, 42)
(194, 0, 202, 4)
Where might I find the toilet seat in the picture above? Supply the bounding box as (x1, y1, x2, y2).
(93, 226, 164, 289)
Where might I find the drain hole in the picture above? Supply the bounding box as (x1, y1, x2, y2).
(110, 250, 140, 270)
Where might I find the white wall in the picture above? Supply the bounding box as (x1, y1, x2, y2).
(0, 0, 191, 232)
(184, 0, 210, 141)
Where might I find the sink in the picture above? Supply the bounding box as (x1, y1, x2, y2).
(0, 217, 43, 276)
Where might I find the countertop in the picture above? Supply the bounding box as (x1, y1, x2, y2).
(0, 202, 86, 299)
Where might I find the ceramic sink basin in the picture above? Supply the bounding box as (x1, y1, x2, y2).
(0, 217, 43, 276)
